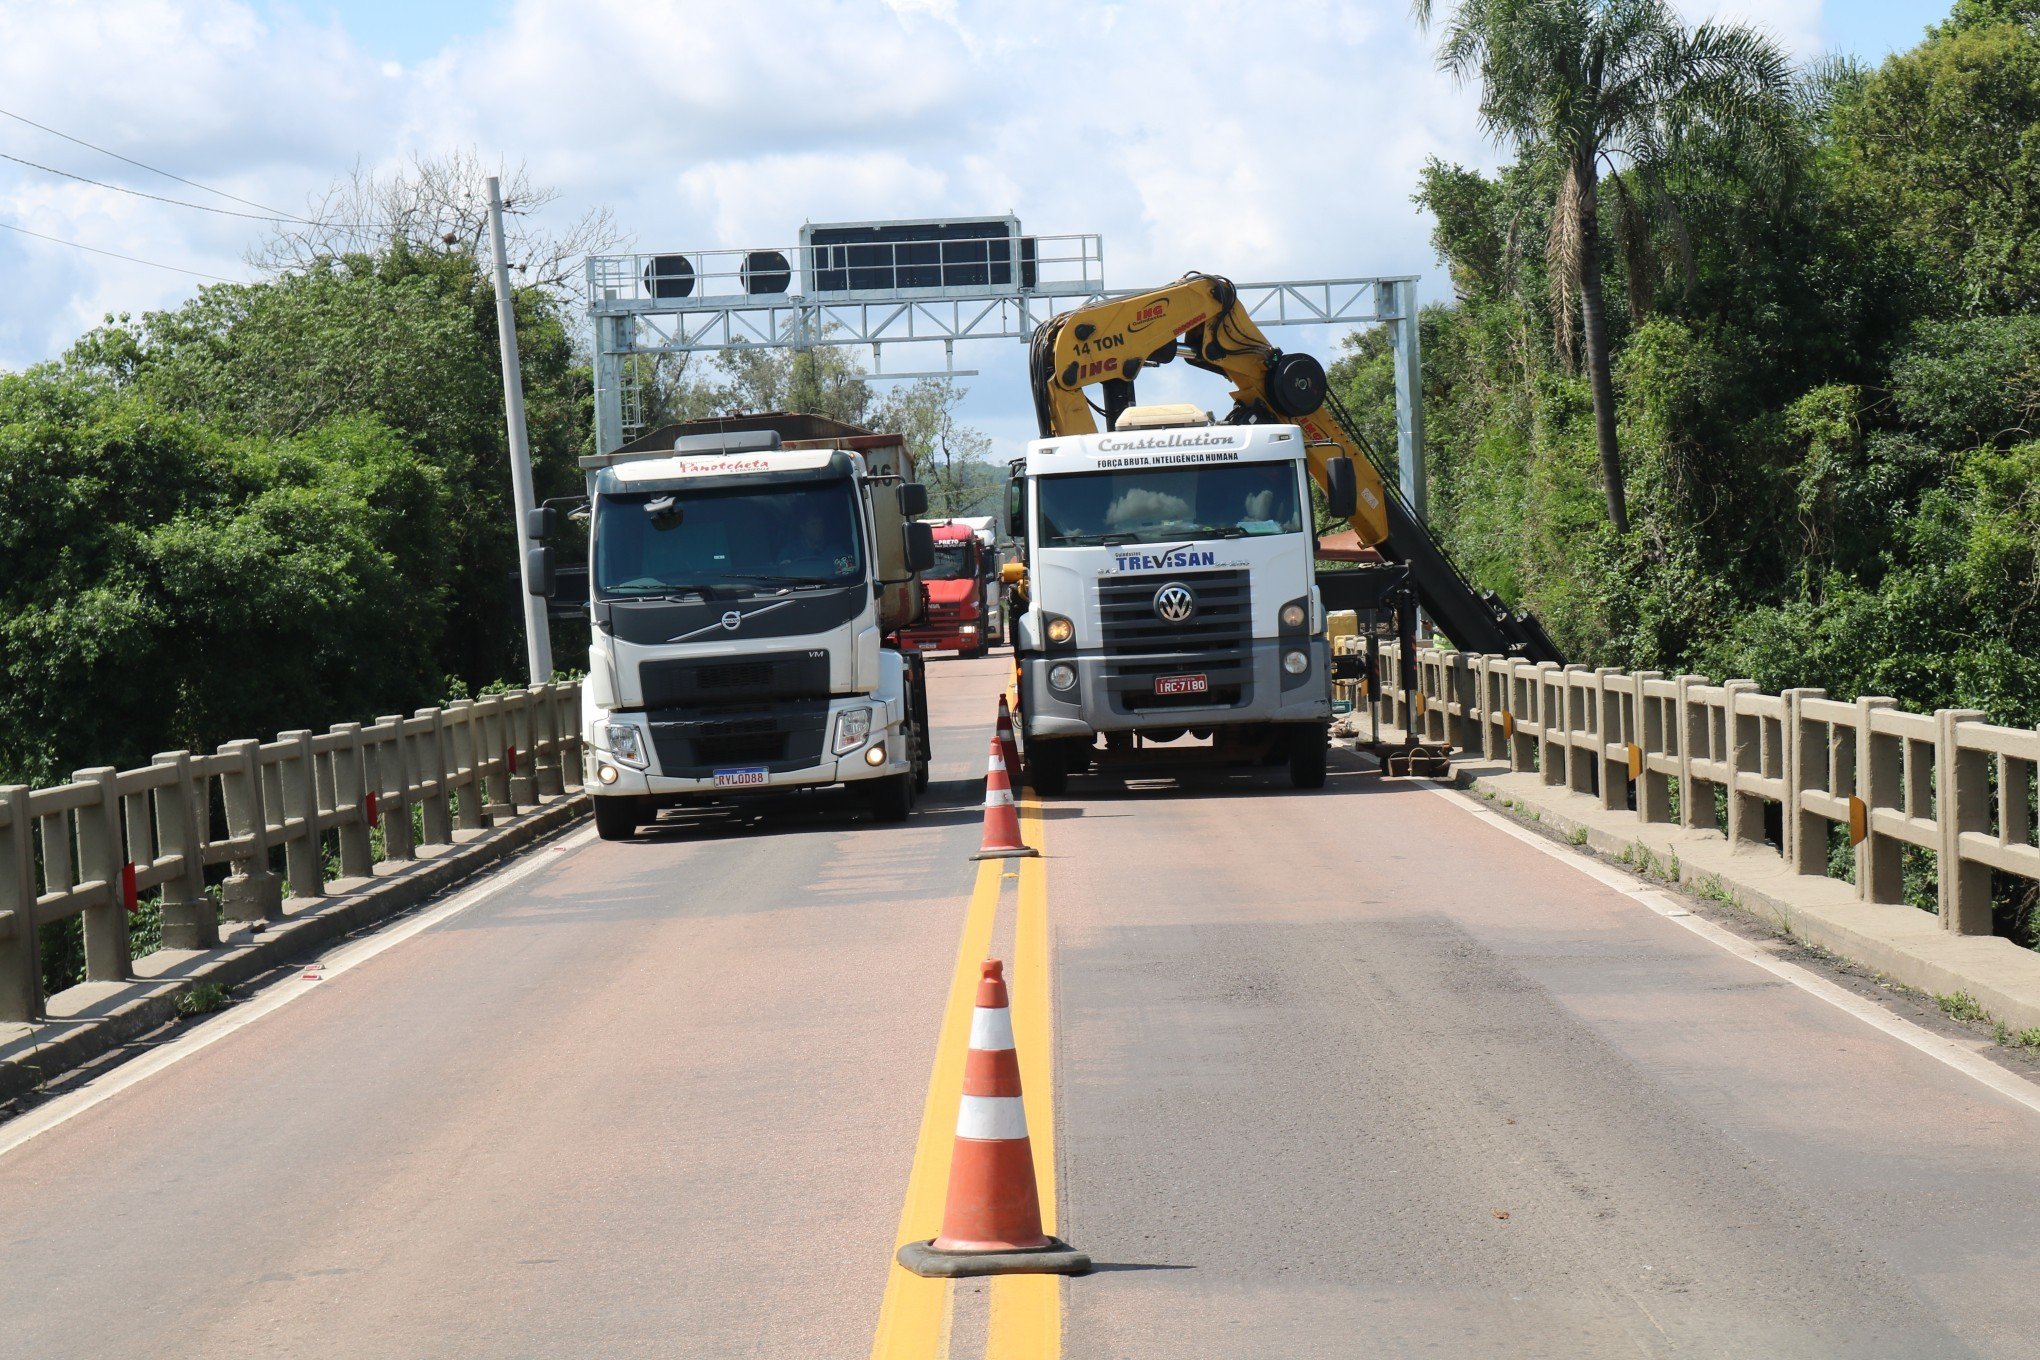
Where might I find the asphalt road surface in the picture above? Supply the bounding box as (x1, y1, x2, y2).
(4, 653, 2037, 1359)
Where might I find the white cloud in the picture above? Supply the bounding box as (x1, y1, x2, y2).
(0, 0, 1539, 445)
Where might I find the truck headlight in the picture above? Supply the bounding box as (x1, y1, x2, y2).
(1049, 663, 1077, 692)
(1045, 615, 1075, 645)
(1280, 602, 1307, 629)
(832, 707, 873, 754)
(601, 722, 648, 769)
(1282, 649, 1310, 675)
(960, 624, 977, 634)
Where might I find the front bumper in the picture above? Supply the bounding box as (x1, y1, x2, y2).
(584, 697, 912, 797)
(1020, 637, 1331, 739)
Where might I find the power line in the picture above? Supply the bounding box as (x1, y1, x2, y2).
(0, 150, 315, 224)
(0, 219, 241, 283)
(0, 103, 301, 221)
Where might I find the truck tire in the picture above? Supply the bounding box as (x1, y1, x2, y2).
(1025, 739, 1071, 796)
(592, 795, 642, 841)
(1288, 725, 1329, 790)
(867, 772, 914, 823)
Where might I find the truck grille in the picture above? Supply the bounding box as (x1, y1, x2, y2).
(639, 651, 831, 709)
(647, 704, 829, 777)
(1096, 569, 1253, 713)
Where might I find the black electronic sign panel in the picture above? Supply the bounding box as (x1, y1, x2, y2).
(803, 218, 1027, 294)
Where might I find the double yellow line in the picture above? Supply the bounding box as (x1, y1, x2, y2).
(869, 802, 1062, 1360)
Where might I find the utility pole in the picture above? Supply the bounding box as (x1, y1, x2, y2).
(488, 175, 552, 684)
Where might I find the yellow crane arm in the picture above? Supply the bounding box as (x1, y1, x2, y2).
(1031, 274, 1392, 545)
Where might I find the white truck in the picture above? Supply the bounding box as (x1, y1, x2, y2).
(1004, 405, 1355, 794)
(534, 415, 936, 840)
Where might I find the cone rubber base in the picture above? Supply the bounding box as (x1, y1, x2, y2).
(970, 845, 1040, 860)
(896, 1236, 1091, 1278)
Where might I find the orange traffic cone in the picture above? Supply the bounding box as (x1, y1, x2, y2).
(897, 960, 1089, 1278)
(971, 735, 1038, 861)
(995, 694, 1022, 776)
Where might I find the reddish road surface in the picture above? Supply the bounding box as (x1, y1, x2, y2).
(4, 654, 2038, 1359)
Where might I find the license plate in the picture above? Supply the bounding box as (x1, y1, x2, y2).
(713, 767, 769, 789)
(1153, 673, 1209, 696)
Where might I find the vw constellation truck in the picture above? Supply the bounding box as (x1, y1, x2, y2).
(536, 414, 936, 839)
(1004, 405, 1351, 794)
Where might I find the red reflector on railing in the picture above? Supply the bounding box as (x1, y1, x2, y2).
(506, 745, 518, 775)
(366, 791, 380, 827)
(121, 861, 139, 913)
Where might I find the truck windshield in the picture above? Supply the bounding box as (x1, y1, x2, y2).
(923, 542, 975, 581)
(595, 480, 864, 596)
(1036, 461, 1302, 547)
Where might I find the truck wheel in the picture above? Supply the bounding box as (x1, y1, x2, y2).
(1288, 725, 1329, 790)
(592, 795, 642, 840)
(867, 772, 914, 823)
(1025, 739, 1071, 796)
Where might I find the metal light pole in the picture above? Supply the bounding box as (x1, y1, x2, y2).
(487, 175, 553, 684)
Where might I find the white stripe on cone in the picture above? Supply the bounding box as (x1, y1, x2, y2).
(969, 1005, 1016, 1052)
(986, 788, 1015, 807)
(956, 1094, 1030, 1141)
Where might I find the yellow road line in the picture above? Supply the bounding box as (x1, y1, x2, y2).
(870, 855, 1005, 1360)
(987, 798, 1061, 1360)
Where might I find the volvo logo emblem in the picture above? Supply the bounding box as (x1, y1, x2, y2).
(720, 610, 743, 630)
(1153, 582, 1196, 624)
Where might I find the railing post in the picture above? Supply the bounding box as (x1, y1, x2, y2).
(416, 708, 454, 847)
(330, 723, 375, 879)
(1855, 697, 1902, 903)
(1937, 709, 1992, 933)
(482, 698, 514, 821)
(72, 767, 133, 982)
(534, 683, 567, 797)
(1595, 668, 1627, 811)
(279, 731, 325, 900)
(152, 751, 216, 950)
(447, 701, 488, 832)
(558, 683, 584, 791)
(220, 739, 282, 924)
(1633, 673, 1668, 824)
(1562, 665, 1594, 795)
(1723, 681, 1763, 847)
(508, 692, 537, 808)
(375, 718, 416, 863)
(1507, 662, 1535, 773)
(0, 786, 40, 1021)
(1784, 689, 1828, 875)
(1676, 676, 1711, 832)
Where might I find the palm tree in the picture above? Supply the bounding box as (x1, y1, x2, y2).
(1413, 0, 1792, 533)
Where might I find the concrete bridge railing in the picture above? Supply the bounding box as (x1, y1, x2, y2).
(1374, 645, 2040, 939)
(0, 683, 583, 1023)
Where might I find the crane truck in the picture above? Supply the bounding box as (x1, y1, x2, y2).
(1006, 273, 1561, 794)
(532, 413, 937, 840)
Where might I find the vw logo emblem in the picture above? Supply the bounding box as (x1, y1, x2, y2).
(720, 610, 743, 631)
(1153, 582, 1196, 624)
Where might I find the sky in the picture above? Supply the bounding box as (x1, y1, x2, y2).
(0, 0, 1959, 453)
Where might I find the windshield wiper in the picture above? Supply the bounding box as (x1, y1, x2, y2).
(711, 572, 840, 588)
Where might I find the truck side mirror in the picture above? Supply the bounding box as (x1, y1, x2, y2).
(526, 506, 557, 540)
(898, 482, 930, 517)
(525, 545, 556, 598)
(1326, 456, 1359, 522)
(904, 521, 937, 573)
(1005, 479, 1026, 538)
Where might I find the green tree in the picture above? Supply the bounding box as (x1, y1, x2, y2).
(1836, 13, 2040, 315)
(1413, 0, 1794, 533)
(871, 378, 1000, 516)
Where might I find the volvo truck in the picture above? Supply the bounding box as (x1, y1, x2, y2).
(535, 414, 936, 840)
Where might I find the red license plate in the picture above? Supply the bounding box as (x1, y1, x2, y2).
(1153, 673, 1209, 696)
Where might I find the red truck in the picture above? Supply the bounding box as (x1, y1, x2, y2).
(898, 519, 1000, 657)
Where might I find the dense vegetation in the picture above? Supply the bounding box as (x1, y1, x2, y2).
(0, 245, 591, 787)
(1335, 0, 2040, 727)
